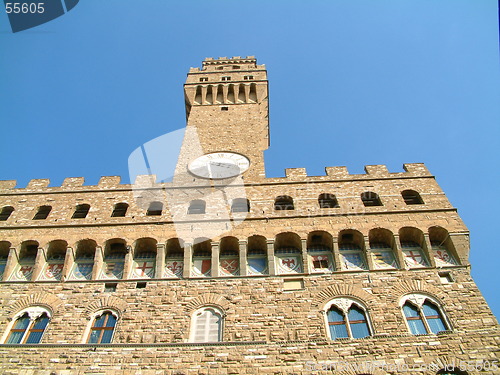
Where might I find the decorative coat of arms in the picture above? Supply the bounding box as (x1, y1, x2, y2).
(165, 260, 183, 278)
(248, 257, 267, 275)
(277, 256, 302, 274)
(192, 259, 211, 277)
(220, 258, 239, 276)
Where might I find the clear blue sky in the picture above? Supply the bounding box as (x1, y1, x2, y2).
(1, 1, 499, 317)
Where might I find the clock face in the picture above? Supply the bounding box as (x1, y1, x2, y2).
(188, 152, 250, 179)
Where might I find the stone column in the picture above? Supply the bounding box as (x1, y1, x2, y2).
(239, 240, 248, 276)
(211, 241, 220, 278)
(156, 243, 166, 279)
(92, 246, 104, 280)
(266, 239, 276, 276)
(423, 234, 437, 268)
(393, 235, 406, 270)
(31, 247, 46, 281)
(122, 246, 134, 279)
(2, 247, 18, 281)
(300, 239, 310, 274)
(61, 247, 75, 281)
(183, 243, 192, 278)
(332, 237, 342, 271)
(363, 237, 375, 270)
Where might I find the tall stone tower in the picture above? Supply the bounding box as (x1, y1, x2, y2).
(0, 57, 498, 374)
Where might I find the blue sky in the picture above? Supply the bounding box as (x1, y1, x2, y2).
(1, 1, 499, 317)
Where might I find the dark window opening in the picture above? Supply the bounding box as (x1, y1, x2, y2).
(0, 206, 14, 221)
(33, 206, 52, 220)
(402, 190, 424, 205)
(72, 204, 90, 219)
(274, 196, 294, 210)
(318, 193, 339, 208)
(146, 201, 163, 216)
(231, 198, 250, 213)
(104, 283, 117, 293)
(111, 203, 128, 217)
(361, 192, 382, 207)
(188, 200, 206, 215)
(221, 106, 229, 111)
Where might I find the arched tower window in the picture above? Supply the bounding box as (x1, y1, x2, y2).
(72, 204, 90, 219)
(0, 206, 14, 221)
(324, 298, 371, 340)
(188, 200, 206, 214)
(146, 201, 163, 216)
(318, 193, 338, 208)
(274, 195, 294, 210)
(231, 198, 250, 213)
(87, 310, 118, 344)
(3, 307, 51, 344)
(111, 203, 128, 217)
(361, 192, 382, 207)
(402, 189, 424, 205)
(401, 294, 450, 335)
(33, 205, 51, 220)
(190, 307, 223, 343)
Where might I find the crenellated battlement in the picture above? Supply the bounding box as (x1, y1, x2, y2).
(0, 163, 432, 192)
(188, 56, 264, 73)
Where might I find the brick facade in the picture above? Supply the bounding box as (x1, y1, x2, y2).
(0, 57, 498, 374)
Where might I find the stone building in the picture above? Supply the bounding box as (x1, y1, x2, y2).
(0, 57, 498, 374)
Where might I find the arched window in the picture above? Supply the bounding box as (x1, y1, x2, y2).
(33, 205, 52, 220)
(10, 241, 38, 281)
(338, 230, 367, 271)
(111, 203, 128, 217)
(402, 189, 424, 205)
(231, 198, 250, 213)
(0, 206, 14, 221)
(360, 192, 382, 207)
(100, 240, 127, 280)
(39, 240, 67, 281)
(146, 201, 163, 216)
(192, 238, 212, 277)
(4, 307, 51, 344)
(369, 228, 399, 269)
(165, 238, 184, 278)
(188, 200, 206, 214)
(247, 235, 268, 275)
(70, 239, 96, 280)
(318, 193, 338, 208)
(325, 299, 371, 340)
(401, 294, 450, 335)
(274, 195, 294, 210)
(190, 307, 223, 343)
(72, 204, 90, 219)
(131, 238, 157, 279)
(87, 311, 118, 344)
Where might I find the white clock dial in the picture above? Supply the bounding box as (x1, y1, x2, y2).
(188, 152, 250, 179)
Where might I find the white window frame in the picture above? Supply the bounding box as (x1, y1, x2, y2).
(81, 309, 120, 344)
(400, 293, 451, 335)
(322, 298, 373, 340)
(189, 306, 224, 343)
(1, 306, 52, 344)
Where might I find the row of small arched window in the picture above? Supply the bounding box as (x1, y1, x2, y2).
(0, 190, 425, 221)
(0, 226, 459, 282)
(1, 294, 450, 346)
